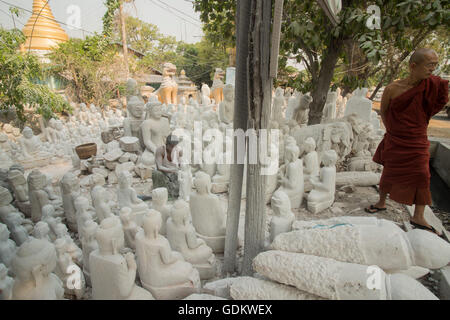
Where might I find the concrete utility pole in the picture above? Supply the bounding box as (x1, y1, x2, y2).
(119, 0, 129, 78)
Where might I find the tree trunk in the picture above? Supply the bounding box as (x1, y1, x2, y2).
(241, 0, 272, 276)
(308, 37, 342, 125)
(119, 1, 129, 78)
(223, 0, 251, 275)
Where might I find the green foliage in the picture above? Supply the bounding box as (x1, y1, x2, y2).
(48, 34, 124, 106)
(103, 0, 121, 39)
(0, 28, 71, 123)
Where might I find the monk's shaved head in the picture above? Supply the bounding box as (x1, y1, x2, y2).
(409, 48, 438, 65)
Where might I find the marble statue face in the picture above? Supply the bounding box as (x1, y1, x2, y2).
(130, 102, 145, 119)
(22, 127, 33, 139)
(150, 104, 162, 119)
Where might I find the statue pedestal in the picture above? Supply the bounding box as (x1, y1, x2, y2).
(142, 280, 200, 300)
(307, 198, 334, 214)
(197, 233, 225, 254)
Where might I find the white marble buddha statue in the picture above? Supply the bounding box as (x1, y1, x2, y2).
(89, 216, 153, 300)
(269, 190, 295, 243)
(150, 187, 172, 236)
(117, 171, 149, 226)
(0, 223, 16, 270)
(7, 169, 30, 215)
(218, 84, 234, 124)
(166, 200, 216, 280)
(0, 263, 14, 300)
(11, 238, 64, 300)
(32, 221, 51, 242)
(54, 238, 85, 299)
(18, 127, 49, 160)
(0, 205, 29, 247)
(123, 95, 146, 141)
(135, 210, 201, 299)
(276, 143, 304, 209)
(80, 220, 98, 286)
(272, 87, 286, 126)
(307, 150, 337, 213)
(91, 185, 113, 223)
(139, 102, 170, 167)
(303, 137, 320, 179)
(74, 196, 96, 241)
(189, 171, 226, 253)
(60, 172, 81, 232)
(26, 170, 49, 223)
(119, 207, 138, 251)
(201, 84, 212, 106)
(178, 163, 193, 202)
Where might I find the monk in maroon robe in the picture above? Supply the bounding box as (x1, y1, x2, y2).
(366, 48, 448, 236)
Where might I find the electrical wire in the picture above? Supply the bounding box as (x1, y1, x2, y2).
(146, 0, 202, 30)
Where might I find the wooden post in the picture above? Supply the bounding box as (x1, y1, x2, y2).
(119, 0, 129, 79)
(241, 0, 273, 276)
(223, 0, 251, 275)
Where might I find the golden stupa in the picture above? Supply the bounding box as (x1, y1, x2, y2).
(21, 0, 69, 52)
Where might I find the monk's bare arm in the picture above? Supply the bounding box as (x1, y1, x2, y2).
(380, 85, 393, 129)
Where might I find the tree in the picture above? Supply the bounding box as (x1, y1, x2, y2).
(194, 0, 449, 124)
(48, 34, 125, 106)
(0, 28, 71, 124)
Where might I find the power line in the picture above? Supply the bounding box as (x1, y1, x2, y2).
(155, 0, 200, 25)
(146, 0, 202, 30)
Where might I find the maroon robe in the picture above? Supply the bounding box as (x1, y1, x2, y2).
(373, 75, 449, 205)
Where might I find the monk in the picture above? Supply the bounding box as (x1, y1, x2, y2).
(365, 48, 448, 236)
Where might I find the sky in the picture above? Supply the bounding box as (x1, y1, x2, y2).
(0, 0, 204, 43)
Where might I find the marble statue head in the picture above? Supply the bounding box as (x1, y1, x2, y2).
(60, 172, 80, 195)
(152, 187, 168, 206)
(285, 143, 300, 162)
(127, 96, 145, 119)
(42, 204, 56, 219)
(9, 164, 24, 173)
(321, 150, 338, 167)
(28, 170, 47, 190)
(304, 137, 316, 153)
(54, 238, 66, 255)
(142, 210, 162, 238)
(118, 171, 132, 188)
(0, 223, 10, 241)
(193, 171, 211, 195)
(11, 238, 57, 281)
(48, 118, 57, 128)
(22, 127, 33, 139)
(223, 84, 234, 101)
(275, 87, 284, 97)
(271, 190, 292, 217)
(33, 221, 50, 240)
(79, 103, 87, 111)
(126, 78, 139, 96)
(0, 186, 13, 206)
(74, 196, 90, 213)
(54, 223, 69, 239)
(96, 216, 125, 255)
(171, 200, 190, 226)
(119, 207, 132, 225)
(89, 173, 105, 188)
(84, 220, 98, 240)
(149, 102, 163, 120)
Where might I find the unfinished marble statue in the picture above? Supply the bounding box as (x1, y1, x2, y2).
(26, 170, 49, 223)
(303, 137, 320, 179)
(151, 187, 171, 236)
(218, 84, 234, 124)
(201, 84, 212, 106)
(119, 207, 138, 250)
(59, 172, 81, 232)
(166, 200, 216, 280)
(0, 263, 13, 300)
(91, 185, 113, 222)
(269, 190, 295, 244)
(285, 91, 301, 121)
(74, 196, 96, 240)
(272, 87, 286, 126)
(230, 276, 322, 300)
(178, 163, 193, 202)
(322, 90, 337, 121)
(18, 127, 50, 163)
(140, 101, 170, 167)
(293, 94, 312, 125)
(335, 88, 345, 118)
(90, 216, 154, 300)
(11, 238, 65, 300)
(54, 238, 85, 299)
(307, 150, 337, 213)
(189, 171, 226, 253)
(123, 95, 146, 141)
(117, 171, 149, 226)
(80, 220, 98, 285)
(0, 197, 29, 246)
(7, 169, 30, 215)
(211, 68, 225, 104)
(344, 87, 372, 121)
(0, 223, 16, 270)
(283, 216, 450, 271)
(253, 250, 437, 300)
(135, 210, 201, 299)
(276, 143, 304, 209)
